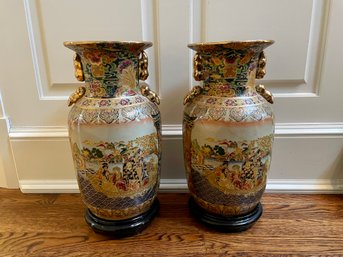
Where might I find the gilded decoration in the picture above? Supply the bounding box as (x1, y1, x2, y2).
(72, 132, 159, 218)
(183, 95, 273, 123)
(186, 134, 273, 216)
(189, 135, 273, 193)
(68, 96, 160, 126)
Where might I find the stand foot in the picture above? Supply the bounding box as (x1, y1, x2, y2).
(189, 197, 262, 232)
(85, 198, 159, 237)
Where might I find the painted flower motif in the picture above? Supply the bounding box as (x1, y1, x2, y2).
(89, 81, 107, 97)
(82, 99, 91, 106)
(124, 89, 137, 96)
(90, 80, 100, 91)
(118, 60, 133, 73)
(219, 84, 230, 91)
(91, 64, 105, 77)
(225, 56, 237, 64)
(239, 52, 253, 65)
(102, 52, 117, 64)
(244, 99, 253, 105)
(249, 62, 257, 71)
(135, 96, 144, 103)
(225, 99, 237, 106)
(223, 65, 237, 78)
(210, 74, 222, 80)
(212, 57, 222, 66)
(118, 65, 137, 90)
(206, 98, 217, 104)
(120, 99, 129, 105)
(84, 50, 101, 64)
(99, 100, 110, 107)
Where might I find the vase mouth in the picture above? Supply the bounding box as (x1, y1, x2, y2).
(188, 40, 274, 52)
(63, 40, 152, 53)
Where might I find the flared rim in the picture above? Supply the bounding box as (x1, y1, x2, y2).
(63, 40, 153, 52)
(188, 40, 274, 52)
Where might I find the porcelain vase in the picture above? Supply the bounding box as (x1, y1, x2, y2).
(183, 40, 275, 232)
(64, 41, 161, 236)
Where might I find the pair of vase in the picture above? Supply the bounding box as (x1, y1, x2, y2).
(64, 40, 274, 236)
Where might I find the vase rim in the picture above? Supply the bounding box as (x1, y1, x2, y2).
(63, 40, 152, 52)
(188, 40, 274, 52)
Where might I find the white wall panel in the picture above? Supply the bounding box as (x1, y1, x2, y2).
(158, 0, 191, 124)
(24, 0, 144, 100)
(37, 0, 143, 85)
(205, 0, 312, 80)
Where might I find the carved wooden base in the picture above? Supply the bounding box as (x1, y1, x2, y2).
(189, 197, 262, 232)
(84, 199, 159, 237)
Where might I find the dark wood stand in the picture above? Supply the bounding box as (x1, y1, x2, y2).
(84, 198, 159, 237)
(189, 197, 262, 232)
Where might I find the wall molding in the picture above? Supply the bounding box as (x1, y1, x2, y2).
(0, 117, 19, 188)
(19, 178, 343, 194)
(9, 122, 343, 139)
(23, 0, 71, 100)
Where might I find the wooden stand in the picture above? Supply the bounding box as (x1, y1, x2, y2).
(84, 199, 159, 237)
(189, 197, 262, 232)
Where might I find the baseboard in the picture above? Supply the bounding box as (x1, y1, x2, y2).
(19, 179, 343, 194)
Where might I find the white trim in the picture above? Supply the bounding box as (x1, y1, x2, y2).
(8, 122, 343, 139)
(19, 178, 343, 194)
(0, 117, 19, 188)
(275, 122, 343, 136)
(23, 0, 46, 100)
(140, 0, 160, 95)
(20, 179, 79, 194)
(266, 179, 343, 194)
(188, 0, 203, 90)
(9, 127, 69, 139)
(305, 0, 331, 95)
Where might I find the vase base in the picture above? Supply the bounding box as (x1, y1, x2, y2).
(84, 198, 159, 237)
(189, 197, 262, 232)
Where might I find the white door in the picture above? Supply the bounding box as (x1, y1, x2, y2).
(0, 0, 342, 192)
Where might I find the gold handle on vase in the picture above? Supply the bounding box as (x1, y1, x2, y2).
(256, 51, 266, 79)
(138, 52, 160, 105)
(68, 86, 86, 106)
(255, 51, 274, 104)
(183, 86, 203, 105)
(140, 82, 160, 105)
(67, 54, 85, 106)
(255, 85, 274, 104)
(139, 51, 149, 81)
(73, 53, 84, 82)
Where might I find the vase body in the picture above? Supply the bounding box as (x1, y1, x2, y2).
(183, 41, 274, 220)
(64, 41, 161, 227)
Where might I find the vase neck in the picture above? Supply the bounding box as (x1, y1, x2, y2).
(81, 50, 140, 98)
(201, 49, 259, 97)
(188, 40, 274, 97)
(64, 41, 152, 98)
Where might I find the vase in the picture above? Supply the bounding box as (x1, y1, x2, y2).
(183, 40, 275, 232)
(64, 41, 161, 236)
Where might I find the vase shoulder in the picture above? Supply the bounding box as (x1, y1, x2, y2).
(184, 93, 273, 124)
(69, 95, 160, 127)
